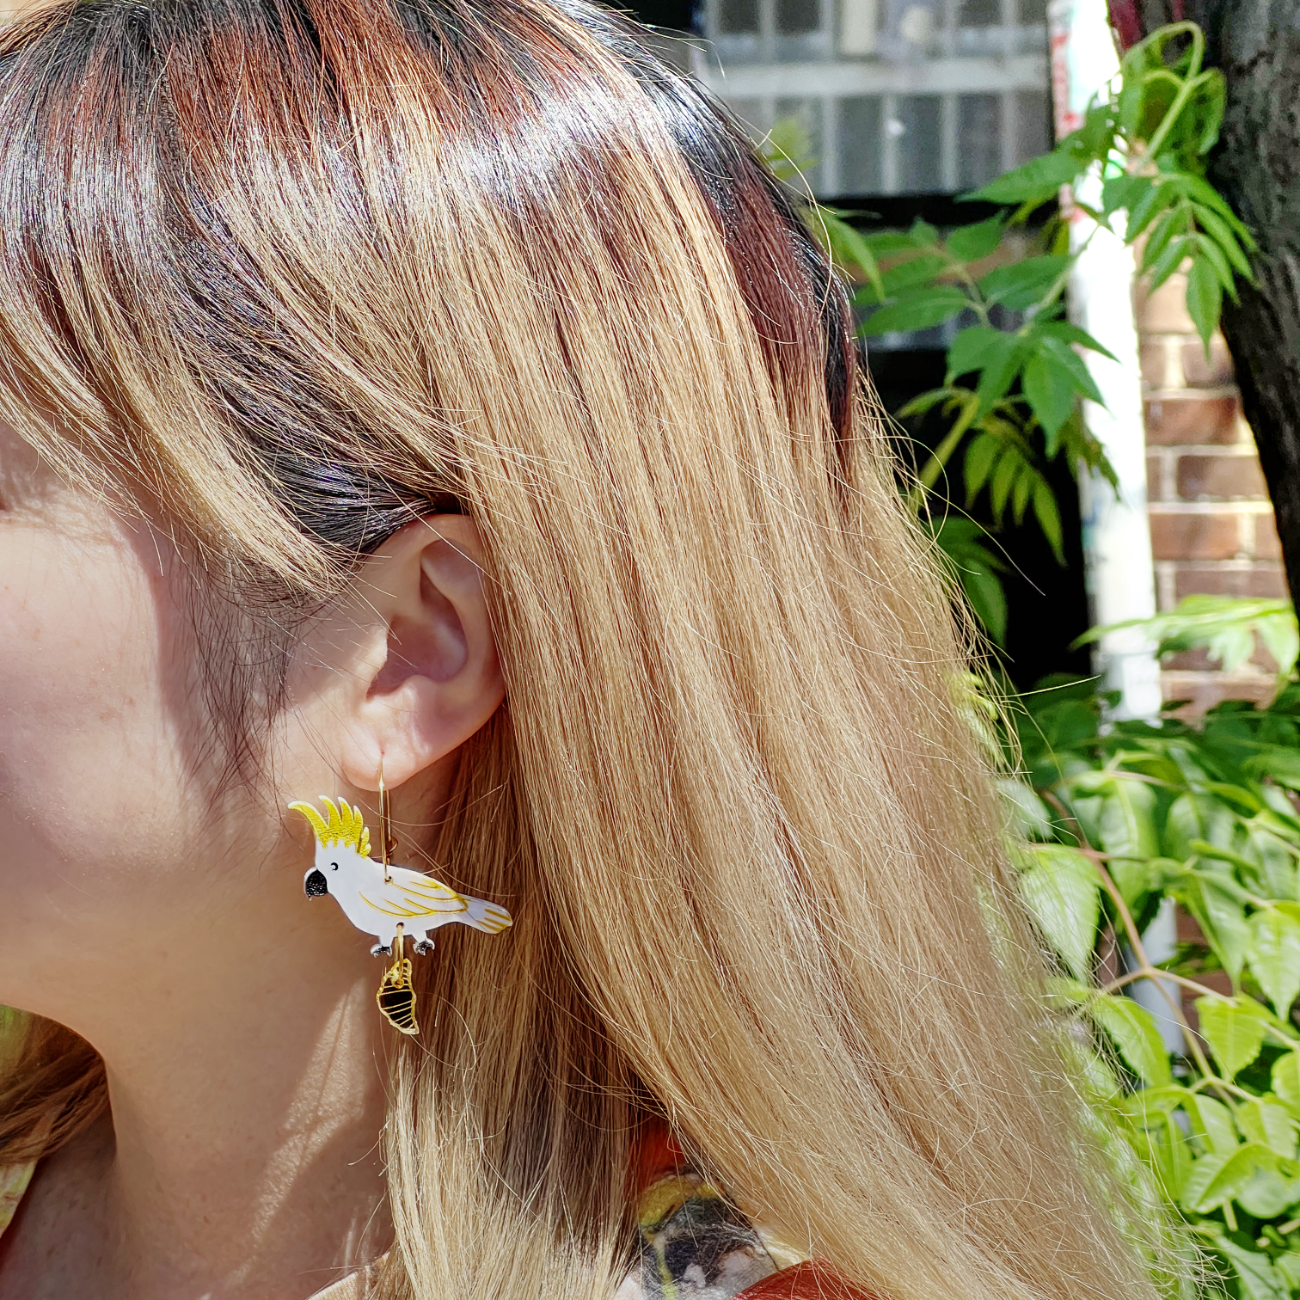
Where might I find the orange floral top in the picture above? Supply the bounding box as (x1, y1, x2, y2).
(0, 1123, 870, 1300)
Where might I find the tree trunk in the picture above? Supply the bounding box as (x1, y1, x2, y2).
(1114, 0, 1300, 608)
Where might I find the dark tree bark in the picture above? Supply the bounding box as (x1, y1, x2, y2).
(1112, 0, 1300, 608)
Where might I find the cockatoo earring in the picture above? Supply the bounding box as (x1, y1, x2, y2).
(289, 766, 512, 1036)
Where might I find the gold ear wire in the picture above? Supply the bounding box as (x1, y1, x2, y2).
(377, 759, 397, 884)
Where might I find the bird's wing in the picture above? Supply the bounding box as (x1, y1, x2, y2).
(358, 869, 469, 920)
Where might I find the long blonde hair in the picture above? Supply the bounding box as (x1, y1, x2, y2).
(0, 1, 1160, 1296)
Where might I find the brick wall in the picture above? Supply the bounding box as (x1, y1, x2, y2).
(1136, 272, 1287, 712)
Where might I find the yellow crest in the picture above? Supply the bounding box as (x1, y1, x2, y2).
(288, 796, 372, 858)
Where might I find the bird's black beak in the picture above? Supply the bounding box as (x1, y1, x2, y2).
(305, 867, 329, 898)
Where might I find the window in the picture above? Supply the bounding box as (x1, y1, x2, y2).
(694, 0, 1050, 198)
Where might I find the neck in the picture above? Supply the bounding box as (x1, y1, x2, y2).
(34, 887, 394, 1300)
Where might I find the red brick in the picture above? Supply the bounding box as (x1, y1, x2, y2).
(1149, 508, 1245, 560)
(1162, 672, 1279, 717)
(1140, 339, 1176, 390)
(1135, 271, 1194, 333)
(1256, 513, 1283, 560)
(1163, 647, 1219, 672)
(1144, 394, 1240, 445)
(1176, 454, 1268, 501)
(1182, 334, 1236, 387)
(1174, 563, 1289, 599)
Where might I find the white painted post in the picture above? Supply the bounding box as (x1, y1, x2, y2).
(1049, 0, 1162, 724)
(1049, 0, 1180, 1052)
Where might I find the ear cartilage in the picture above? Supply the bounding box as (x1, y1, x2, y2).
(288, 795, 513, 1036)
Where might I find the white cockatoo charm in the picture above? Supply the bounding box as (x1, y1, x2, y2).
(289, 795, 512, 1035)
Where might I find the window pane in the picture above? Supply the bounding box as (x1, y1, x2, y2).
(958, 0, 999, 27)
(839, 96, 882, 194)
(726, 98, 768, 144)
(956, 93, 1001, 189)
(895, 95, 941, 192)
(1015, 89, 1051, 163)
(718, 0, 760, 34)
(776, 0, 821, 34)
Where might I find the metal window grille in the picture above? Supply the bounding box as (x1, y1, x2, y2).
(693, 0, 1050, 198)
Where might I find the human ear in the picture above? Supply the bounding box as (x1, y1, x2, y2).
(321, 515, 504, 791)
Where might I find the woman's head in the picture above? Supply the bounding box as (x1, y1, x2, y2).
(0, 1, 1162, 1297)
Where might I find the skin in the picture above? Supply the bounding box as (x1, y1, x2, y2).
(0, 421, 506, 1300)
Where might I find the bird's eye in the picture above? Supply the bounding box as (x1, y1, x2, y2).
(330, 862, 339, 871)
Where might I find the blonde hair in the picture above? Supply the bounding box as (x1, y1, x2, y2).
(0, 1, 1162, 1297)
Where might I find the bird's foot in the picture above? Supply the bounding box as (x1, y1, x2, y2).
(413, 938, 435, 956)
(370, 942, 393, 957)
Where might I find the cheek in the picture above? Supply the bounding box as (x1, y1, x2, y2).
(0, 515, 204, 939)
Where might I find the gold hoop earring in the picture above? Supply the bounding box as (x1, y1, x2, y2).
(288, 763, 513, 1037)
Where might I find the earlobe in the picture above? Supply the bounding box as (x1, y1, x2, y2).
(337, 515, 505, 791)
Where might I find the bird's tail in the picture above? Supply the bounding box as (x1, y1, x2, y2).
(462, 893, 513, 934)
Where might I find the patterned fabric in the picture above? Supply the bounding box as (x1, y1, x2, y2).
(614, 1171, 782, 1300)
(0, 1158, 35, 1240)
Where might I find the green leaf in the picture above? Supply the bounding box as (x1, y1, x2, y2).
(963, 149, 1080, 205)
(1197, 205, 1255, 278)
(946, 215, 1004, 262)
(1090, 994, 1173, 1085)
(1187, 255, 1224, 353)
(1148, 231, 1192, 293)
(1023, 353, 1077, 440)
(1183, 1143, 1264, 1212)
(1194, 68, 1228, 155)
(1193, 229, 1238, 295)
(1248, 908, 1300, 1017)
(1133, 1111, 1194, 1201)
(860, 286, 969, 336)
(816, 211, 886, 300)
(1274, 1051, 1300, 1111)
(862, 230, 925, 254)
(931, 516, 1009, 644)
(1187, 1092, 1238, 1154)
(1237, 1159, 1300, 1219)
(1197, 995, 1269, 1077)
(1239, 1098, 1298, 1160)
(1018, 844, 1101, 979)
(1126, 178, 1179, 242)
(973, 334, 1025, 413)
(946, 325, 1009, 383)
(977, 256, 1070, 311)
(1279, 1253, 1300, 1288)
(988, 443, 1024, 521)
(1183, 870, 1252, 978)
(1033, 320, 1119, 362)
(1215, 1236, 1288, 1300)
(1036, 336, 1104, 405)
(1139, 205, 1184, 276)
(1031, 479, 1065, 563)
(881, 252, 949, 296)
(1102, 173, 1149, 217)
(1092, 776, 1160, 907)
(1184, 173, 1251, 231)
(999, 778, 1052, 839)
(963, 432, 1000, 498)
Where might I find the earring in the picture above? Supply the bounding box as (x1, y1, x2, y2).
(289, 765, 513, 1036)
